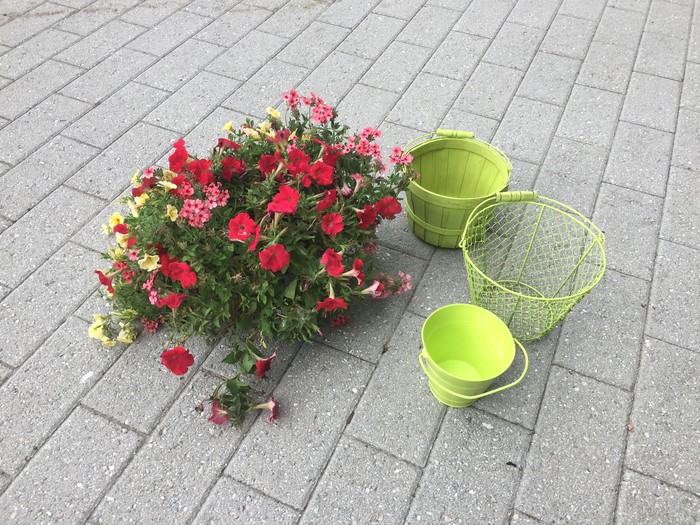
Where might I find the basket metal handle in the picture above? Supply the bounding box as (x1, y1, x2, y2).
(418, 340, 529, 400)
(436, 129, 475, 139)
(495, 191, 538, 202)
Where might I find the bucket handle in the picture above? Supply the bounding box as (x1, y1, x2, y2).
(418, 340, 529, 401)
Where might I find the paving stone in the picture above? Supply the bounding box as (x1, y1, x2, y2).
(361, 41, 433, 94)
(191, 476, 300, 525)
(373, 0, 425, 19)
(616, 469, 700, 525)
(145, 71, 239, 133)
(634, 31, 687, 81)
(626, 338, 700, 492)
(346, 313, 445, 465)
(492, 97, 562, 164)
(337, 13, 406, 60)
(56, 20, 145, 69)
(0, 405, 140, 523)
(207, 30, 289, 81)
(645, 0, 692, 37)
(672, 108, 700, 171)
(0, 360, 10, 383)
(0, 28, 80, 79)
(594, 6, 646, 49)
(183, 0, 237, 18)
(0, 317, 124, 475)
(506, 0, 560, 29)
(226, 343, 374, 509)
(621, 72, 681, 133)
(603, 121, 673, 197)
(680, 62, 700, 112)
(297, 51, 371, 106)
(559, 0, 607, 20)
(300, 435, 420, 524)
(511, 511, 544, 524)
(335, 83, 398, 131)
(70, 188, 130, 253)
(376, 201, 436, 261)
(0, 94, 90, 166)
(452, 62, 523, 120)
(577, 41, 637, 93)
(64, 82, 169, 148)
(61, 48, 158, 104)
(0, 136, 97, 221)
(508, 159, 539, 189)
(427, 0, 471, 9)
(0, 186, 104, 288)
(122, 0, 192, 26)
(556, 269, 648, 389)
(539, 14, 596, 60)
(608, 0, 651, 12)
(277, 22, 349, 69)
(396, 5, 460, 49)
(84, 332, 212, 433)
(557, 85, 623, 148)
(222, 60, 308, 116)
(646, 240, 700, 349)
(56, 0, 140, 35)
(408, 249, 470, 317)
(407, 409, 529, 524)
(127, 10, 211, 57)
(319, 245, 427, 363)
(318, 0, 380, 28)
(0, 2, 73, 46)
(195, 3, 270, 44)
(516, 367, 631, 523)
(244, 0, 287, 8)
(0, 0, 44, 11)
(478, 326, 559, 429)
(92, 372, 247, 525)
(689, 11, 700, 63)
(661, 166, 700, 249)
(483, 22, 544, 71)
(385, 72, 463, 132)
(65, 123, 179, 201)
(423, 31, 490, 82)
(257, 0, 331, 39)
(517, 52, 580, 107)
(72, 288, 111, 324)
(593, 183, 662, 280)
(440, 108, 500, 141)
(453, 0, 515, 39)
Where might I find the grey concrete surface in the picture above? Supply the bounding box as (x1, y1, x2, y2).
(0, 0, 698, 523)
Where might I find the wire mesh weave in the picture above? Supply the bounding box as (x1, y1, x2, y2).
(460, 191, 606, 341)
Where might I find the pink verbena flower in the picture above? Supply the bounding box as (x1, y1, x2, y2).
(396, 271, 412, 295)
(359, 127, 381, 140)
(179, 198, 213, 228)
(282, 89, 299, 110)
(203, 183, 229, 209)
(389, 146, 413, 165)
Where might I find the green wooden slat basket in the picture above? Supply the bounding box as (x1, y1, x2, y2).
(460, 191, 607, 341)
(405, 129, 512, 248)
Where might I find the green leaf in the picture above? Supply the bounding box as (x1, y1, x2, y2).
(283, 278, 298, 300)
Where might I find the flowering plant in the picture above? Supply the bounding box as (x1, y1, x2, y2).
(90, 91, 417, 425)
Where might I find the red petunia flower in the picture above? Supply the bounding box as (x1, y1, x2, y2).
(255, 352, 277, 379)
(95, 270, 114, 294)
(267, 185, 300, 214)
(258, 153, 281, 177)
(330, 314, 351, 327)
(316, 297, 348, 312)
(221, 156, 247, 181)
(254, 396, 278, 423)
(217, 138, 240, 150)
(228, 212, 256, 241)
(249, 225, 261, 252)
(259, 244, 290, 272)
(209, 400, 231, 425)
(357, 204, 377, 229)
(375, 195, 402, 219)
(309, 161, 333, 185)
(316, 189, 337, 212)
(321, 212, 344, 236)
(168, 261, 197, 288)
(169, 139, 188, 172)
(349, 258, 365, 286)
(112, 223, 128, 235)
(286, 147, 310, 176)
(160, 346, 194, 376)
(187, 158, 214, 186)
(320, 249, 344, 277)
(158, 293, 187, 309)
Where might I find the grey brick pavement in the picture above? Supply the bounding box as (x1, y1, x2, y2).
(0, 0, 698, 523)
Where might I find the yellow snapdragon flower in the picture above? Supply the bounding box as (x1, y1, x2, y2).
(243, 127, 261, 140)
(108, 212, 124, 230)
(116, 323, 137, 344)
(222, 121, 234, 132)
(266, 107, 281, 120)
(166, 205, 179, 222)
(138, 253, 160, 271)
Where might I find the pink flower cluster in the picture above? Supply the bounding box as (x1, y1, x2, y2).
(389, 146, 413, 165)
(203, 183, 230, 209)
(311, 103, 333, 124)
(179, 198, 213, 228)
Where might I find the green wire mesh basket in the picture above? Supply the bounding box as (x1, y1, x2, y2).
(459, 191, 606, 341)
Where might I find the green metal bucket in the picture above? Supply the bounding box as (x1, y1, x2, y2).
(406, 129, 512, 249)
(419, 304, 528, 408)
